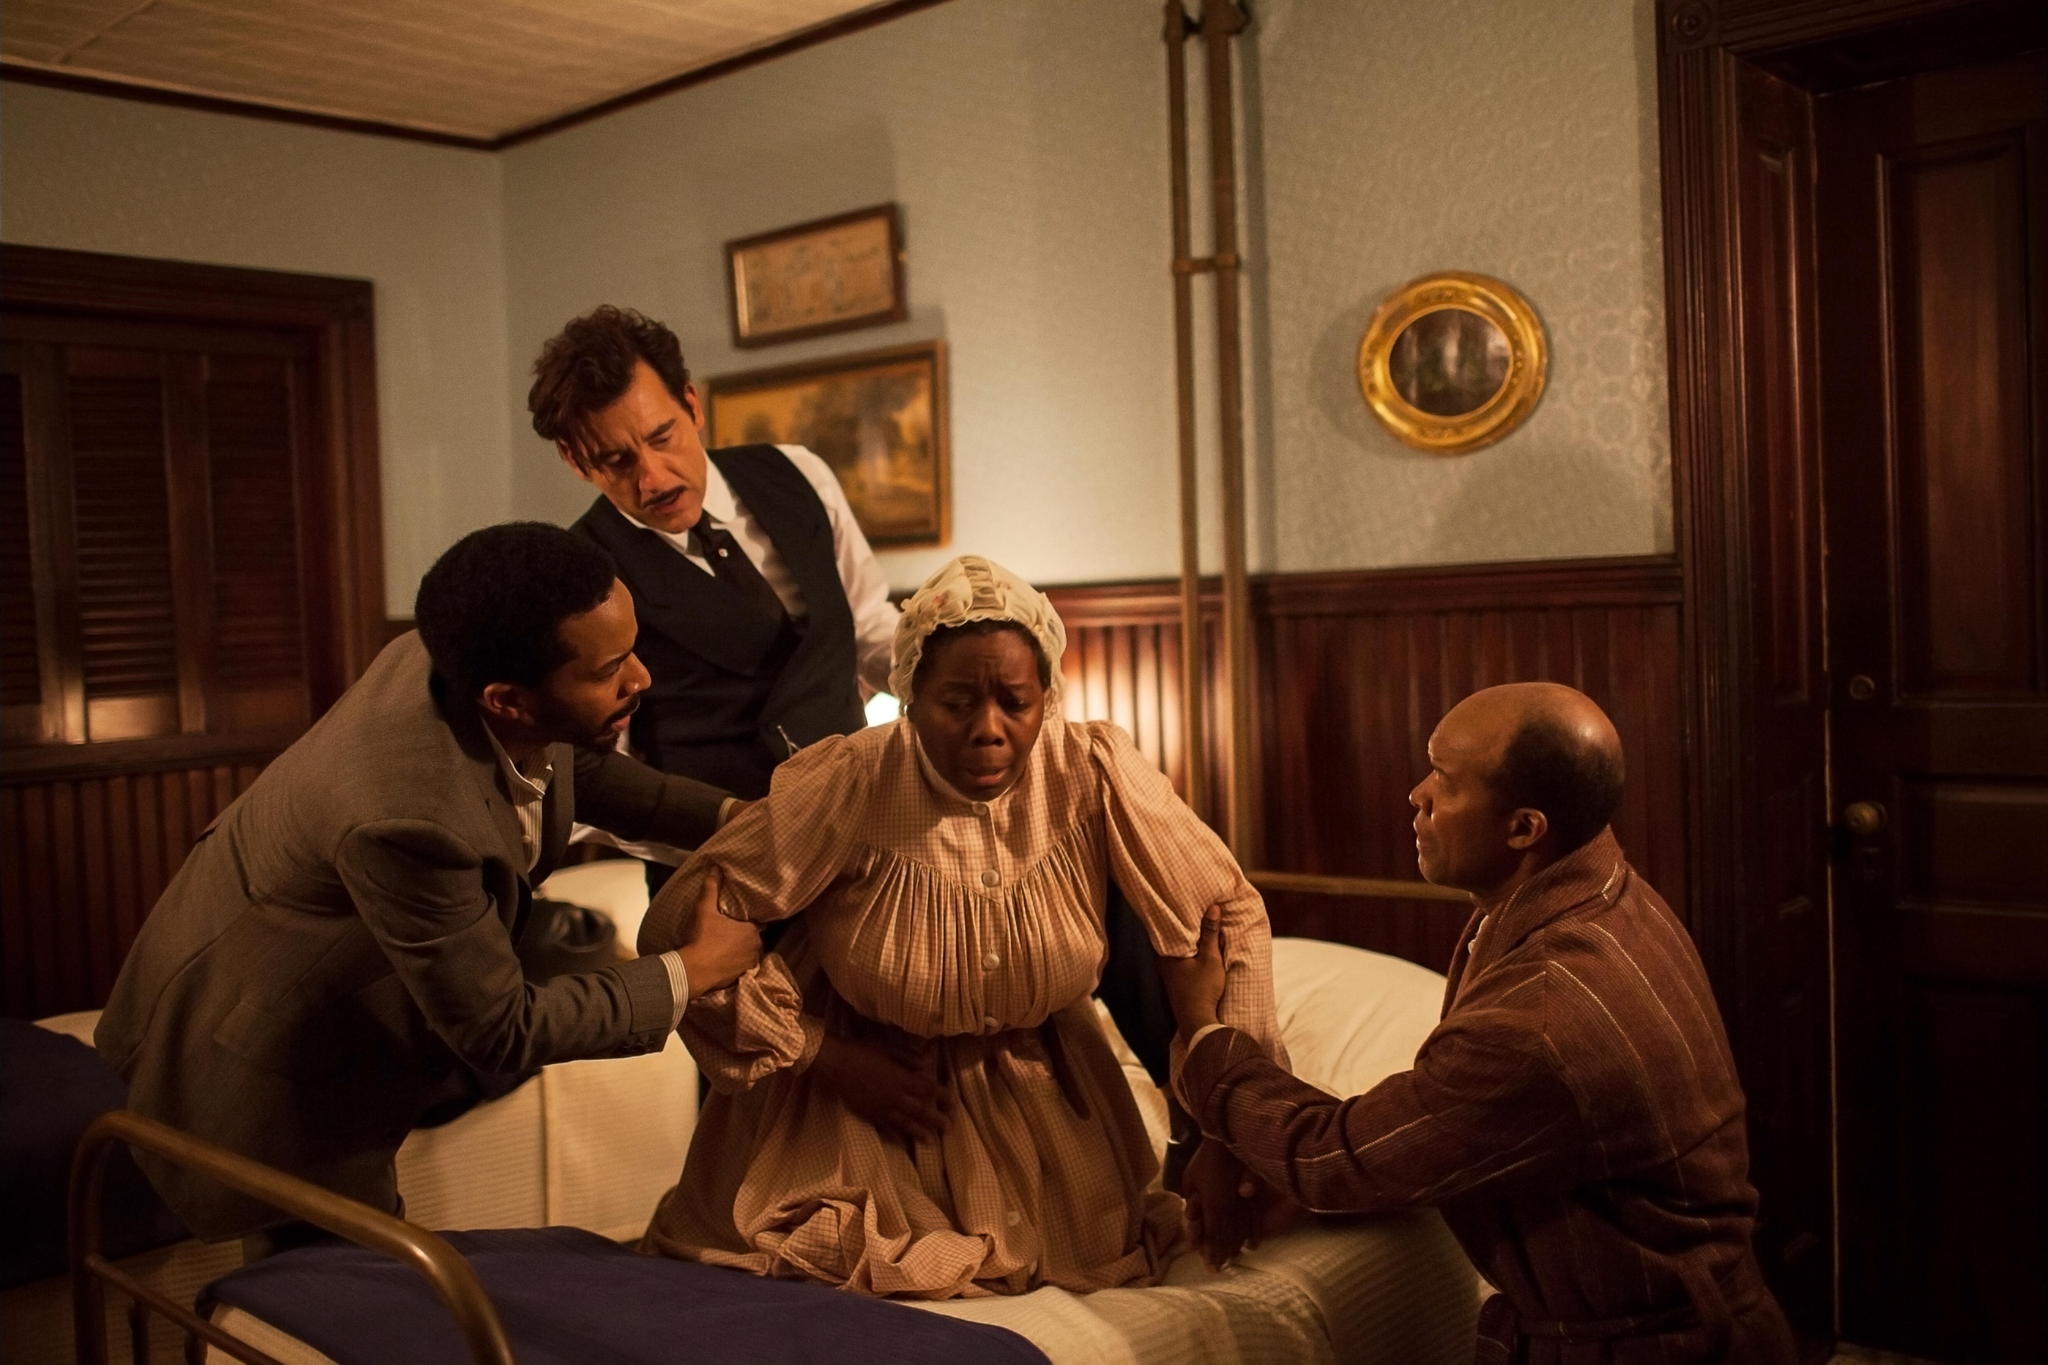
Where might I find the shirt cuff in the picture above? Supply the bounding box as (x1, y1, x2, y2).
(658, 950, 690, 1028)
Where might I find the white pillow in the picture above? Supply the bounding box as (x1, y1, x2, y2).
(1270, 936, 1446, 1098)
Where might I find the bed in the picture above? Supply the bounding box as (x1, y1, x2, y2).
(51, 859, 1482, 1364)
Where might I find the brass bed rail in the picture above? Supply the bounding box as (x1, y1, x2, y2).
(68, 1109, 513, 1365)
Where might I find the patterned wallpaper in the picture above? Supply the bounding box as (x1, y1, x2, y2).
(501, 0, 1182, 594)
(503, 0, 1671, 586)
(1249, 0, 1673, 569)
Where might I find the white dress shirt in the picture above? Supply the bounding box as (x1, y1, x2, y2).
(628, 444, 898, 696)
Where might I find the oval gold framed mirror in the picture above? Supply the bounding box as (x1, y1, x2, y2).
(1356, 271, 1547, 454)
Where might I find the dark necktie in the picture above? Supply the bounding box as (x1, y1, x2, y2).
(687, 517, 787, 624)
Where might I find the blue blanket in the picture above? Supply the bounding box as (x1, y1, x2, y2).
(0, 1019, 188, 1288)
(202, 1226, 1051, 1365)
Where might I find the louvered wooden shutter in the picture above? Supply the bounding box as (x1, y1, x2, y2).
(0, 358, 46, 744)
(0, 327, 319, 747)
(205, 354, 311, 732)
(69, 347, 184, 741)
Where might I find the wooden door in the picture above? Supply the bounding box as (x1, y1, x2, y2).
(1816, 51, 2048, 1364)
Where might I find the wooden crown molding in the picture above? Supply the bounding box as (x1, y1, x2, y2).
(0, 1, 957, 153)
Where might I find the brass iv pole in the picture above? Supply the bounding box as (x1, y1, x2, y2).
(1163, 0, 1251, 853)
(1163, 1, 1466, 905)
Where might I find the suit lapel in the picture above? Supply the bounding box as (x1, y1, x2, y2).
(443, 698, 533, 919)
(1441, 903, 1486, 1017)
(530, 742, 576, 884)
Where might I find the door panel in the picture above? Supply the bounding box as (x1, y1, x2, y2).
(1817, 50, 2048, 1363)
(1728, 57, 1835, 1335)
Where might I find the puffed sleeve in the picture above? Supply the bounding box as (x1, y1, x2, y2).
(637, 733, 872, 1091)
(1088, 721, 1287, 1075)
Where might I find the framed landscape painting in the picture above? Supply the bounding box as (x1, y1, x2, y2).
(706, 340, 948, 547)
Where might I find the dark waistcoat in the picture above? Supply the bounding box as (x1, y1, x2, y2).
(573, 446, 865, 798)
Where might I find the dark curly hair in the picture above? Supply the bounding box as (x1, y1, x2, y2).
(1491, 711, 1625, 854)
(415, 522, 618, 700)
(528, 305, 691, 467)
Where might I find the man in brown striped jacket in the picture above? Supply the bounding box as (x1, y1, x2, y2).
(1161, 683, 1797, 1363)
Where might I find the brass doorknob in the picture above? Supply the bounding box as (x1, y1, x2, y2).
(1840, 801, 1887, 836)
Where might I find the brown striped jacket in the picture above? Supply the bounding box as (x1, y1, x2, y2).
(1178, 829, 1797, 1363)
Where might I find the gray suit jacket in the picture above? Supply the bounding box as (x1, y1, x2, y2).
(96, 633, 727, 1239)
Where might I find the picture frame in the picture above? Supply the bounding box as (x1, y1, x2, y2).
(706, 340, 949, 548)
(1355, 271, 1548, 454)
(724, 203, 907, 349)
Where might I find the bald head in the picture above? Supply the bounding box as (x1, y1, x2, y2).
(1449, 683, 1625, 855)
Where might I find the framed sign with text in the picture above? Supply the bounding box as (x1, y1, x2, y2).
(725, 203, 907, 349)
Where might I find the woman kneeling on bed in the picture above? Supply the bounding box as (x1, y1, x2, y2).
(635, 554, 1284, 1298)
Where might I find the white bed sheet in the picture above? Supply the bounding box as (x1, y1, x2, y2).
(906, 1210, 1475, 1365)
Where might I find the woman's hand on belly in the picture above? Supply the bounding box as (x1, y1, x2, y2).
(811, 1034, 954, 1143)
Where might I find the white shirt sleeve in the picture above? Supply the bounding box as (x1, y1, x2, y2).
(658, 949, 690, 1025)
(777, 445, 900, 696)
(1187, 1021, 1230, 1051)
(570, 796, 740, 869)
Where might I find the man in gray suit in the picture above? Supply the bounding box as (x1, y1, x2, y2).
(97, 522, 760, 1241)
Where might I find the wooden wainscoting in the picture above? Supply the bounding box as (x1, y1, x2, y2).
(1049, 556, 1685, 972)
(4, 558, 1680, 1019)
(0, 748, 275, 1019)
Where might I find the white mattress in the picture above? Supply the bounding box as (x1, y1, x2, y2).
(193, 931, 1478, 1364)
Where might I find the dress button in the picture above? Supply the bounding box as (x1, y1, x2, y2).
(982, 950, 1002, 970)
(982, 1015, 1000, 1031)
(973, 801, 990, 816)
(980, 868, 1000, 887)
(1005, 1210, 1022, 1228)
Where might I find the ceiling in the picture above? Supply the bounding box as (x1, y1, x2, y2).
(0, 0, 922, 146)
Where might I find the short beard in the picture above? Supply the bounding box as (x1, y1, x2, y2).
(536, 695, 639, 751)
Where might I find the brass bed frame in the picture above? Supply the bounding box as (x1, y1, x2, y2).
(67, 1110, 511, 1365)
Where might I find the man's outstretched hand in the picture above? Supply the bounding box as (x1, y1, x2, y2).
(1156, 910, 1227, 1042)
(1180, 1138, 1301, 1270)
(675, 867, 761, 993)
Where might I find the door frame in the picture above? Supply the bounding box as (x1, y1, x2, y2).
(1655, 0, 2048, 1344)
(0, 244, 386, 693)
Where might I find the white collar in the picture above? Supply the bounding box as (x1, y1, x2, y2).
(910, 726, 1030, 808)
(479, 713, 552, 806)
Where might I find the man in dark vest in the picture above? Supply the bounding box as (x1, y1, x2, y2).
(528, 306, 899, 898)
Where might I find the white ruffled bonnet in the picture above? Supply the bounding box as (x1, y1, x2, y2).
(889, 555, 1066, 708)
